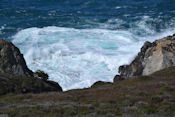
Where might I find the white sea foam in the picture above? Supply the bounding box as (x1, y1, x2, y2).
(12, 22, 175, 90)
(0, 26, 5, 34)
(115, 6, 121, 9)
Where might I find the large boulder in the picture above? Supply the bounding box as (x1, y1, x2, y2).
(0, 39, 33, 76)
(119, 34, 175, 77)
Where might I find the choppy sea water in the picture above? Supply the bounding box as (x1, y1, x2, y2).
(0, 0, 175, 90)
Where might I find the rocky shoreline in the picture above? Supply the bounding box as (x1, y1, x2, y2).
(0, 34, 175, 116)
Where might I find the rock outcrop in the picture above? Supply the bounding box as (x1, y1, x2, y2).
(119, 34, 175, 77)
(0, 38, 63, 94)
(113, 75, 125, 83)
(0, 39, 33, 76)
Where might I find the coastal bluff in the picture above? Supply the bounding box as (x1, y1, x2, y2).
(1, 35, 175, 116)
(0, 38, 62, 95)
(118, 34, 175, 78)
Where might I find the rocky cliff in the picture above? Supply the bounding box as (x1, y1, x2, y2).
(0, 39, 33, 76)
(0, 38, 62, 94)
(119, 34, 175, 77)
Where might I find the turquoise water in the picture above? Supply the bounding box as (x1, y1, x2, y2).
(0, 0, 175, 90)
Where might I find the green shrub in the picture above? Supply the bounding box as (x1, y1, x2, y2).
(141, 105, 158, 114)
(34, 70, 49, 81)
(158, 90, 163, 95)
(163, 86, 174, 92)
(151, 96, 164, 103)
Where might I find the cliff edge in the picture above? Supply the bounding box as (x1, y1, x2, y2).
(119, 34, 175, 77)
(0, 38, 62, 94)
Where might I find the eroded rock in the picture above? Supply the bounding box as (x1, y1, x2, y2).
(119, 34, 175, 77)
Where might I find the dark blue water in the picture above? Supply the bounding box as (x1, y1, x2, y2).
(1, 0, 175, 39)
(1, 0, 175, 90)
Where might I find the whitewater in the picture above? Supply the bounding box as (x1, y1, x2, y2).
(12, 20, 175, 90)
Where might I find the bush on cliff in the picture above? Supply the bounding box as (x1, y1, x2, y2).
(34, 70, 49, 81)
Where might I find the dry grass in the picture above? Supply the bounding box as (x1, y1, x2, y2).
(0, 66, 175, 117)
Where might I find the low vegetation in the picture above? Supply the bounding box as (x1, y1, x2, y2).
(34, 70, 49, 81)
(1, 66, 175, 116)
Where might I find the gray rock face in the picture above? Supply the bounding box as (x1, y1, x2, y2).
(0, 39, 33, 76)
(119, 34, 175, 77)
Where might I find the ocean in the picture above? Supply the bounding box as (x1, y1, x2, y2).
(0, 0, 175, 90)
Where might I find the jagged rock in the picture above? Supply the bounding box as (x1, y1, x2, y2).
(0, 39, 33, 76)
(119, 34, 175, 77)
(113, 75, 125, 83)
(0, 39, 63, 94)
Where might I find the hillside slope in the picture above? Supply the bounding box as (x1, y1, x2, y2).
(0, 66, 175, 117)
